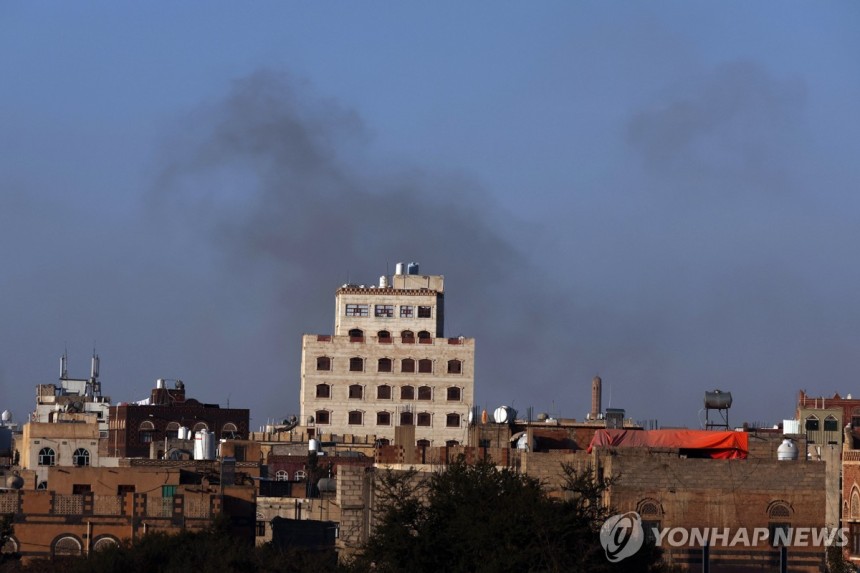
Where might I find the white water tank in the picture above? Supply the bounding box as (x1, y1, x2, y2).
(777, 438, 799, 461)
(156, 379, 165, 389)
(194, 430, 216, 460)
(178, 426, 190, 440)
(493, 406, 516, 424)
(309, 438, 321, 453)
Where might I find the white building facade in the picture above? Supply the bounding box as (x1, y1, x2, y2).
(300, 266, 475, 446)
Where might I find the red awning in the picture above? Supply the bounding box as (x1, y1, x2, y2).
(587, 429, 748, 459)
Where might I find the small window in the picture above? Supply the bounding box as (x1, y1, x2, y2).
(256, 521, 267, 537)
(400, 306, 414, 318)
(221, 422, 238, 439)
(375, 305, 394, 318)
(295, 470, 307, 480)
(348, 411, 363, 425)
(805, 416, 819, 431)
(401, 330, 415, 343)
(445, 440, 460, 447)
(53, 536, 82, 557)
(117, 485, 135, 496)
(418, 306, 432, 318)
(72, 448, 90, 467)
(447, 387, 461, 401)
(401, 358, 415, 373)
(316, 357, 331, 371)
(346, 304, 368, 317)
(447, 359, 462, 374)
(417, 439, 430, 447)
(349, 328, 364, 341)
(418, 386, 432, 400)
(418, 330, 432, 343)
(401, 386, 415, 400)
(377, 385, 392, 400)
(349, 384, 364, 399)
(446, 413, 461, 428)
(400, 411, 414, 426)
(275, 470, 289, 481)
(315, 411, 330, 425)
(418, 359, 432, 373)
(417, 413, 432, 427)
(37, 481, 48, 490)
(824, 416, 838, 432)
(316, 384, 331, 398)
(166, 422, 180, 439)
(38, 447, 56, 466)
(378, 330, 392, 342)
(350, 357, 364, 372)
(72, 484, 91, 495)
(378, 358, 392, 373)
(139, 420, 155, 444)
(377, 412, 391, 426)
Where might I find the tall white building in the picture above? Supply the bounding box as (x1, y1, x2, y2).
(300, 264, 475, 446)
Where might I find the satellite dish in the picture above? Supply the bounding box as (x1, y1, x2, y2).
(308, 416, 315, 424)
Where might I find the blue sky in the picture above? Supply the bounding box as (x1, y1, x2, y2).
(2, 3, 859, 430)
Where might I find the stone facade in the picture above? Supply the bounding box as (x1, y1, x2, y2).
(300, 269, 475, 446)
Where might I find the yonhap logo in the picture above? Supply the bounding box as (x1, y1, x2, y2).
(600, 512, 645, 562)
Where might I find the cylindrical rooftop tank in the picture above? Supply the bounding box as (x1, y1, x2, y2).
(1, 410, 11, 422)
(156, 378, 165, 389)
(493, 406, 517, 425)
(407, 262, 419, 275)
(379, 275, 389, 288)
(704, 390, 732, 409)
(317, 478, 336, 493)
(178, 426, 190, 440)
(309, 438, 321, 453)
(193, 430, 216, 460)
(777, 438, 799, 461)
(5, 474, 24, 490)
(395, 262, 405, 275)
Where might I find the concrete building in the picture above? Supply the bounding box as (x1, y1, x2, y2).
(18, 414, 102, 490)
(300, 264, 475, 446)
(107, 379, 249, 458)
(33, 352, 111, 438)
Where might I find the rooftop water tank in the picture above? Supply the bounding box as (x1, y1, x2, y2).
(1, 410, 11, 422)
(395, 262, 405, 275)
(493, 406, 517, 425)
(782, 420, 800, 435)
(5, 474, 24, 490)
(309, 438, 321, 453)
(193, 430, 216, 460)
(407, 262, 420, 275)
(704, 390, 732, 409)
(777, 438, 798, 461)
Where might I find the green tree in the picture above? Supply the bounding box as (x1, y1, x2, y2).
(348, 457, 663, 573)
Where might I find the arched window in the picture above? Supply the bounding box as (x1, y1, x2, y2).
(378, 358, 392, 373)
(401, 358, 415, 373)
(316, 356, 331, 371)
(805, 415, 819, 432)
(192, 422, 209, 433)
(445, 440, 459, 447)
(447, 359, 462, 374)
(446, 413, 461, 428)
(400, 411, 414, 426)
(418, 386, 432, 400)
(139, 421, 155, 444)
(401, 330, 415, 343)
(417, 439, 430, 447)
(221, 422, 238, 439)
(418, 359, 432, 373)
(417, 413, 432, 426)
(72, 448, 90, 467)
(418, 330, 431, 344)
(378, 330, 392, 343)
(316, 383, 331, 398)
(92, 536, 119, 552)
(1, 536, 18, 555)
(53, 535, 82, 557)
(377, 385, 392, 399)
(275, 470, 289, 481)
(348, 328, 364, 341)
(166, 422, 180, 439)
(768, 501, 793, 546)
(825, 415, 839, 432)
(295, 470, 307, 480)
(447, 387, 461, 401)
(852, 490, 860, 520)
(38, 447, 56, 466)
(349, 357, 364, 372)
(348, 411, 364, 425)
(637, 499, 663, 544)
(315, 410, 330, 425)
(401, 385, 415, 400)
(36, 481, 48, 490)
(377, 412, 391, 426)
(349, 384, 364, 399)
